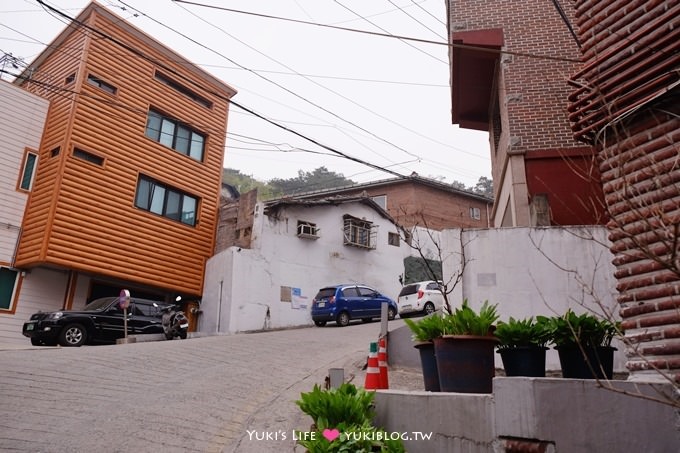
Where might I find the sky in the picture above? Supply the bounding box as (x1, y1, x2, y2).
(0, 0, 492, 187)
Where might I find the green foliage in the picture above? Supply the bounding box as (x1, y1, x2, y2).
(268, 166, 355, 196)
(441, 299, 499, 336)
(403, 314, 446, 342)
(295, 383, 404, 452)
(222, 168, 280, 199)
(296, 383, 375, 427)
(495, 316, 551, 350)
(296, 421, 405, 453)
(547, 310, 620, 348)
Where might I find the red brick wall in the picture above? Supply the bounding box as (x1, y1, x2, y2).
(570, 0, 680, 382)
(449, 0, 582, 154)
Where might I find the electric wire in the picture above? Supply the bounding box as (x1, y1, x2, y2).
(385, 0, 446, 40)
(29, 1, 411, 181)
(120, 0, 422, 164)
(333, 0, 447, 64)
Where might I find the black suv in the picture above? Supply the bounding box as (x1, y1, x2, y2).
(22, 297, 170, 347)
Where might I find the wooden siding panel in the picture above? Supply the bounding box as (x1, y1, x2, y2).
(16, 6, 233, 297)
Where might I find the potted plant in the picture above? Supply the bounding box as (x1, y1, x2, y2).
(432, 299, 499, 393)
(495, 316, 550, 377)
(403, 315, 445, 391)
(547, 310, 619, 379)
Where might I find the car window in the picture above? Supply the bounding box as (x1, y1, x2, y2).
(135, 302, 158, 316)
(426, 282, 440, 291)
(341, 287, 359, 297)
(398, 285, 418, 297)
(84, 297, 118, 311)
(315, 288, 336, 299)
(357, 287, 377, 297)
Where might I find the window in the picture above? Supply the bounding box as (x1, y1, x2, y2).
(297, 221, 319, 239)
(154, 71, 213, 109)
(470, 207, 481, 220)
(145, 110, 205, 162)
(371, 195, 387, 210)
(73, 148, 104, 166)
(0, 268, 19, 311)
(343, 215, 376, 249)
(19, 150, 38, 191)
(65, 73, 75, 85)
(388, 232, 400, 246)
(135, 175, 199, 226)
(50, 146, 60, 158)
(87, 74, 117, 95)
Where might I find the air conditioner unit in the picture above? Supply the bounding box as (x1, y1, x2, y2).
(297, 223, 319, 238)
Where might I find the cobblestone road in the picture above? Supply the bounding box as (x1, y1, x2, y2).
(0, 320, 407, 452)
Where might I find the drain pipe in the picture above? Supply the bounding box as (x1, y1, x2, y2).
(217, 279, 223, 333)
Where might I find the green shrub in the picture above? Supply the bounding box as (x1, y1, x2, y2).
(296, 421, 405, 453)
(296, 383, 375, 428)
(403, 314, 445, 342)
(441, 299, 498, 336)
(547, 310, 619, 348)
(495, 316, 551, 350)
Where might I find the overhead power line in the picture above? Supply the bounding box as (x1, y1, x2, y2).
(31, 0, 410, 181)
(171, 0, 580, 63)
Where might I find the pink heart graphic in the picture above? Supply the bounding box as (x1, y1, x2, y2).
(322, 428, 340, 441)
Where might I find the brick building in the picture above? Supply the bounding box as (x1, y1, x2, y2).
(568, 0, 680, 382)
(446, 0, 605, 227)
(274, 175, 493, 231)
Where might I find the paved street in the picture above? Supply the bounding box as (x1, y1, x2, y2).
(0, 320, 403, 452)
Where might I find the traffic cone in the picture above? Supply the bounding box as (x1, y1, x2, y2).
(378, 336, 389, 389)
(364, 342, 380, 390)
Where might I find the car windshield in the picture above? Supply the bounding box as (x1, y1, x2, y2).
(84, 297, 118, 311)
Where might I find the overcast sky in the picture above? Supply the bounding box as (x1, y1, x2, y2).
(1, 0, 491, 187)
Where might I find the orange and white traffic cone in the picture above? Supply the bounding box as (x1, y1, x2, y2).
(378, 336, 389, 389)
(364, 342, 381, 390)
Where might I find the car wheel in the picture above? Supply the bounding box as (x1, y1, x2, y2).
(336, 311, 350, 327)
(314, 321, 327, 327)
(423, 302, 436, 315)
(387, 307, 396, 321)
(59, 324, 87, 347)
(30, 338, 43, 346)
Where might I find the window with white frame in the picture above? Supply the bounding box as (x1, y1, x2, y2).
(388, 232, 400, 246)
(470, 207, 481, 220)
(343, 215, 376, 249)
(19, 150, 38, 191)
(0, 268, 19, 311)
(297, 220, 319, 239)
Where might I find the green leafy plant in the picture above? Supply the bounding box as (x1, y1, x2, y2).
(495, 316, 551, 350)
(295, 383, 404, 452)
(403, 314, 446, 342)
(547, 310, 620, 348)
(440, 299, 499, 336)
(296, 420, 405, 453)
(296, 383, 375, 427)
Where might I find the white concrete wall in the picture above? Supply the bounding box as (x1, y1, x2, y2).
(439, 226, 622, 371)
(373, 379, 678, 452)
(202, 201, 407, 333)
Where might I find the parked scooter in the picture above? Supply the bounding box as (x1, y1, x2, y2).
(156, 297, 189, 340)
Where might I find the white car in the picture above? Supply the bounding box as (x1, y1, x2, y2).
(397, 281, 445, 316)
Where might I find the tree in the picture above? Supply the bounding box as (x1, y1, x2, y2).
(268, 166, 355, 195)
(221, 168, 279, 199)
(472, 176, 493, 197)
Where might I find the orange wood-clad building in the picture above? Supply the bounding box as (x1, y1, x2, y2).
(13, 2, 236, 302)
